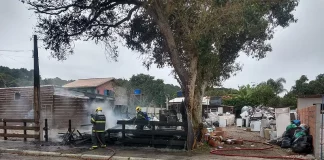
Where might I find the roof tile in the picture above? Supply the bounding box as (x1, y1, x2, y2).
(63, 78, 114, 88)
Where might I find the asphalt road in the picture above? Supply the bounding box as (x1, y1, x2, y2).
(0, 153, 77, 160)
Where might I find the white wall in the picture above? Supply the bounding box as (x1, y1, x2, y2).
(297, 98, 322, 109)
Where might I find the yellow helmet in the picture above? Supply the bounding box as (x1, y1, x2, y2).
(136, 106, 141, 112)
(96, 107, 102, 112)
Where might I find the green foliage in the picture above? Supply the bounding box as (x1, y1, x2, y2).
(116, 74, 180, 106)
(41, 77, 74, 86)
(263, 78, 287, 95)
(205, 87, 238, 96)
(0, 66, 34, 87)
(0, 66, 78, 87)
(223, 78, 289, 108)
(292, 74, 324, 95)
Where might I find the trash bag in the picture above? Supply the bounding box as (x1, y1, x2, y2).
(281, 137, 292, 148)
(286, 127, 300, 138)
(292, 120, 301, 126)
(291, 136, 312, 154)
(293, 129, 306, 139)
(292, 142, 312, 154)
(286, 124, 297, 131)
(213, 121, 219, 127)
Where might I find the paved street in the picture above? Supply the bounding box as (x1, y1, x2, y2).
(0, 153, 77, 160)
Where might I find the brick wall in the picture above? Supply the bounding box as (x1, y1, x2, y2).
(297, 105, 316, 149)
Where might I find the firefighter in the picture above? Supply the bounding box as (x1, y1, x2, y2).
(130, 106, 147, 130)
(90, 107, 106, 150)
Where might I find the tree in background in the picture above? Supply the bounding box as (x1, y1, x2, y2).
(41, 77, 74, 86)
(116, 74, 180, 107)
(23, 0, 299, 149)
(292, 74, 324, 95)
(205, 87, 238, 97)
(129, 74, 165, 106)
(263, 78, 287, 95)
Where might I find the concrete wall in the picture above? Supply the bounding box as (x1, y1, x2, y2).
(315, 104, 322, 159)
(297, 98, 322, 109)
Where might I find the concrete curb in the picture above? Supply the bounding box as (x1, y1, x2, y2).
(0, 148, 161, 160)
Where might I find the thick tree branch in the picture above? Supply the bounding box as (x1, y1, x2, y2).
(146, 1, 188, 85)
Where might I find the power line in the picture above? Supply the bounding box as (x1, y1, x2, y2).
(0, 53, 32, 58)
(0, 49, 32, 52)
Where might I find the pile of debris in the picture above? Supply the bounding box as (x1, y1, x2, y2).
(270, 120, 313, 154)
(203, 128, 243, 147)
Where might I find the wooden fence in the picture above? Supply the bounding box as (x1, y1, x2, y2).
(107, 120, 187, 147)
(0, 119, 40, 141)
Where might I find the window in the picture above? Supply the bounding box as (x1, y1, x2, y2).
(14, 92, 21, 100)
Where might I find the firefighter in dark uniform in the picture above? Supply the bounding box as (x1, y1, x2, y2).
(130, 106, 147, 130)
(90, 107, 106, 150)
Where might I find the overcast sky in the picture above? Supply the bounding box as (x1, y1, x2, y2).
(0, 0, 323, 92)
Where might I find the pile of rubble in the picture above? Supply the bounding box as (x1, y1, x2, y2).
(239, 106, 312, 154)
(203, 128, 243, 148)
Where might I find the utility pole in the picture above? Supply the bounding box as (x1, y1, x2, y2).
(33, 35, 41, 141)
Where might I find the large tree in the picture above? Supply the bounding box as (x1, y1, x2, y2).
(23, 0, 299, 149)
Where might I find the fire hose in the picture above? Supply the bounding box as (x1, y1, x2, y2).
(95, 132, 116, 160)
(210, 140, 308, 160)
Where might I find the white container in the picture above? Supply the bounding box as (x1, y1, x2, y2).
(260, 127, 264, 137)
(275, 108, 290, 138)
(250, 121, 261, 132)
(270, 131, 277, 140)
(236, 118, 243, 127)
(219, 119, 227, 127)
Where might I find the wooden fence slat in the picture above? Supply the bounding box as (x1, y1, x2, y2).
(0, 126, 38, 130)
(0, 119, 34, 122)
(0, 133, 39, 139)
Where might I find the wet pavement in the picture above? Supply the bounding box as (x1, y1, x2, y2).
(0, 140, 270, 160)
(0, 153, 76, 160)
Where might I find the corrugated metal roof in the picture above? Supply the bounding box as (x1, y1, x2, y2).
(63, 78, 114, 88)
(0, 85, 56, 90)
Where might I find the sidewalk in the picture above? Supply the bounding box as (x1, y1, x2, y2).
(0, 140, 266, 160)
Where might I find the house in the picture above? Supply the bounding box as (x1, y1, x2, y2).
(63, 77, 128, 106)
(0, 85, 113, 141)
(63, 78, 115, 95)
(297, 94, 324, 109)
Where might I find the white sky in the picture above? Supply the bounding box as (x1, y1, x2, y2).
(0, 0, 323, 92)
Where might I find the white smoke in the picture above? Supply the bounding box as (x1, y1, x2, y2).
(85, 101, 124, 129)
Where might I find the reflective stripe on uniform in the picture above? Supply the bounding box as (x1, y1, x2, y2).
(91, 118, 95, 122)
(92, 146, 98, 148)
(95, 121, 106, 123)
(93, 130, 105, 132)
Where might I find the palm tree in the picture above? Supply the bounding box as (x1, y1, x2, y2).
(266, 78, 287, 95)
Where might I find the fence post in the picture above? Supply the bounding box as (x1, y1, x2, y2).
(68, 119, 72, 142)
(44, 119, 48, 142)
(3, 120, 7, 140)
(122, 124, 125, 139)
(23, 122, 27, 141)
